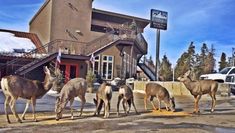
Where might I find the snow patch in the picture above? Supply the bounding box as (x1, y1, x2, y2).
(0, 31, 36, 52)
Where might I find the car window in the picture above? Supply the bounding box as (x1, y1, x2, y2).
(229, 68, 235, 74)
(219, 67, 231, 74)
(225, 76, 234, 82)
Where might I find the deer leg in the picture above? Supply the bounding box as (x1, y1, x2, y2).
(107, 101, 111, 118)
(94, 99, 101, 116)
(210, 93, 216, 113)
(127, 99, 131, 114)
(104, 100, 109, 118)
(157, 98, 162, 112)
(144, 94, 149, 111)
(117, 95, 122, 116)
(10, 98, 22, 123)
(78, 95, 86, 117)
(21, 100, 30, 120)
(150, 96, 157, 110)
(131, 97, 138, 115)
(193, 95, 201, 113)
(4, 96, 11, 123)
(164, 101, 170, 111)
(122, 99, 127, 115)
(70, 98, 74, 119)
(31, 98, 37, 122)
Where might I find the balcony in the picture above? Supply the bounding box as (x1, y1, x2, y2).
(47, 39, 87, 55)
(47, 26, 148, 56)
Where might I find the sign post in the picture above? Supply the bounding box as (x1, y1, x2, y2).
(150, 9, 168, 81)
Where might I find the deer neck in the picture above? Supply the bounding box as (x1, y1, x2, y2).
(182, 78, 194, 92)
(43, 75, 53, 91)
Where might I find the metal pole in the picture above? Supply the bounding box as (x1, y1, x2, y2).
(155, 29, 160, 81)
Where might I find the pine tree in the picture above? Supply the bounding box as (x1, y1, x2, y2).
(175, 42, 196, 79)
(159, 54, 173, 81)
(219, 52, 228, 71)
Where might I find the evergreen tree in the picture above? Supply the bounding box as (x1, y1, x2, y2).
(175, 42, 196, 79)
(219, 52, 228, 71)
(206, 44, 216, 73)
(159, 54, 173, 81)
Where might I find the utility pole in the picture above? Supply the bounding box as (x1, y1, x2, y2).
(155, 29, 160, 81)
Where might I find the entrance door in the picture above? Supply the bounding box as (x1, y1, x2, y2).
(59, 63, 79, 82)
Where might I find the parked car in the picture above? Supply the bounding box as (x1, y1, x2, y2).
(200, 67, 235, 83)
(225, 74, 235, 95)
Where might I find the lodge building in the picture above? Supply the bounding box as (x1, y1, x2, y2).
(0, 0, 154, 82)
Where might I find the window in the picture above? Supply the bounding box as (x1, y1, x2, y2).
(102, 55, 113, 80)
(70, 65, 76, 79)
(94, 55, 100, 75)
(229, 68, 235, 74)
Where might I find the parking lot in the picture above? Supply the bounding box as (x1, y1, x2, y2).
(0, 90, 235, 133)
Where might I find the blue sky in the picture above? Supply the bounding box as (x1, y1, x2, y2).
(0, 0, 235, 70)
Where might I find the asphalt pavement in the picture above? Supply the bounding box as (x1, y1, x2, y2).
(0, 89, 235, 133)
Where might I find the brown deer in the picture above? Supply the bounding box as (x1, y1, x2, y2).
(144, 82, 175, 112)
(93, 82, 112, 118)
(0, 66, 55, 123)
(55, 78, 87, 121)
(177, 70, 218, 113)
(117, 85, 138, 116)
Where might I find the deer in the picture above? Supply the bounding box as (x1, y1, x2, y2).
(177, 70, 218, 113)
(55, 78, 87, 121)
(0, 66, 56, 123)
(117, 84, 138, 116)
(93, 82, 112, 118)
(144, 82, 175, 112)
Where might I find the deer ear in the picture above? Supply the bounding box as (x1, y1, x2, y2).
(185, 70, 191, 76)
(44, 66, 50, 74)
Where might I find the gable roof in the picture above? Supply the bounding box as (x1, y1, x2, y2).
(0, 29, 45, 53)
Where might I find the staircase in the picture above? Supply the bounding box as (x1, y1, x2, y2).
(15, 53, 58, 75)
(84, 30, 119, 56)
(137, 57, 156, 81)
(0, 41, 59, 76)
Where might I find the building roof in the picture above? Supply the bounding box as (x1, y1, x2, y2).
(92, 9, 150, 28)
(0, 29, 44, 53)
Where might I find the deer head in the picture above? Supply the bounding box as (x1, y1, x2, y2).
(51, 68, 64, 93)
(43, 66, 57, 90)
(177, 70, 191, 82)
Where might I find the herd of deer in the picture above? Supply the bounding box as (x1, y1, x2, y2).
(0, 67, 218, 123)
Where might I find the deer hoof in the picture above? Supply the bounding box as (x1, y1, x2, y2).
(18, 119, 22, 123)
(7, 120, 11, 124)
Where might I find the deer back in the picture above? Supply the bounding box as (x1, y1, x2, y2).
(119, 85, 133, 100)
(145, 83, 170, 100)
(59, 78, 87, 99)
(96, 82, 112, 101)
(1, 76, 46, 99)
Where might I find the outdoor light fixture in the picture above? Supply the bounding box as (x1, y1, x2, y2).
(75, 30, 81, 34)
